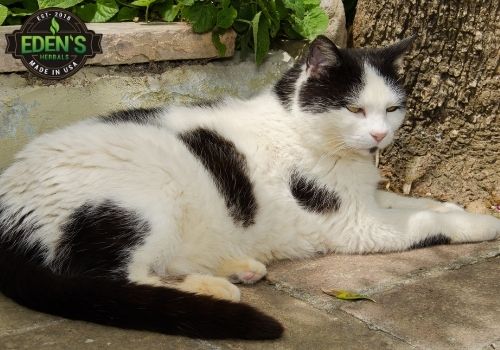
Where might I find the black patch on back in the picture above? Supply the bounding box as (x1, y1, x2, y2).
(179, 128, 257, 227)
(56, 200, 149, 277)
(410, 234, 451, 250)
(290, 171, 341, 213)
(100, 107, 162, 125)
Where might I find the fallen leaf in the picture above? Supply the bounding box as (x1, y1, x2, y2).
(322, 288, 376, 302)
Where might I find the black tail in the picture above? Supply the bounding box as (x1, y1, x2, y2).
(0, 240, 284, 340)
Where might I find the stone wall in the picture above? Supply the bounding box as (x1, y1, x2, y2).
(0, 51, 293, 170)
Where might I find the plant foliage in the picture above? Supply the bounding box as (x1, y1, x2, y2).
(0, 0, 332, 64)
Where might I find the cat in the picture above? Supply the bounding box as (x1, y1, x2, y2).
(0, 35, 499, 340)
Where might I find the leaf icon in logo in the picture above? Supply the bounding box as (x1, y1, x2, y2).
(50, 17, 60, 35)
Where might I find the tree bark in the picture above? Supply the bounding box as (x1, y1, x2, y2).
(353, 0, 499, 215)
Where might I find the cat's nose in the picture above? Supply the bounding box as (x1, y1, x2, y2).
(370, 131, 387, 143)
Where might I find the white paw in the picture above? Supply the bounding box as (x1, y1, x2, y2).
(447, 212, 500, 242)
(179, 274, 241, 302)
(217, 258, 267, 285)
(430, 201, 464, 213)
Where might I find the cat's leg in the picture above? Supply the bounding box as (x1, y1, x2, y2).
(334, 208, 500, 253)
(376, 190, 464, 213)
(215, 258, 267, 284)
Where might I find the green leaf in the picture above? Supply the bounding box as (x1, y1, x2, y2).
(37, 0, 83, 9)
(257, 0, 279, 37)
(0, 4, 7, 25)
(116, 6, 138, 21)
(303, 0, 320, 10)
(157, 0, 179, 22)
(211, 29, 226, 56)
(0, 0, 23, 6)
(216, 6, 236, 29)
(322, 288, 376, 302)
(130, 0, 155, 7)
(177, 0, 193, 5)
(8, 7, 33, 16)
(300, 7, 328, 39)
(73, 2, 96, 22)
(50, 17, 59, 34)
(252, 11, 269, 65)
(282, 0, 304, 17)
(221, 0, 229, 8)
(21, 0, 38, 11)
(183, 3, 217, 33)
(93, 0, 119, 22)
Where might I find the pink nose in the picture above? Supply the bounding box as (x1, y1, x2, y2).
(370, 131, 387, 143)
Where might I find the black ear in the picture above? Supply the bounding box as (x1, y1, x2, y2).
(381, 36, 416, 67)
(306, 35, 341, 78)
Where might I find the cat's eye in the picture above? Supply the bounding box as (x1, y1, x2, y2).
(346, 106, 363, 114)
(386, 106, 400, 113)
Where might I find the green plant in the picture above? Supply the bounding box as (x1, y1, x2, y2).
(0, 0, 330, 65)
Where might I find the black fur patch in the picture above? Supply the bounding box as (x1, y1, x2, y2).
(0, 206, 283, 340)
(55, 200, 149, 277)
(290, 171, 341, 213)
(410, 234, 451, 249)
(99, 107, 162, 125)
(179, 128, 257, 227)
(191, 99, 222, 108)
(274, 62, 303, 110)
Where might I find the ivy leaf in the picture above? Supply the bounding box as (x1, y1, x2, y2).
(211, 28, 226, 56)
(252, 11, 270, 65)
(130, 0, 155, 7)
(183, 3, 217, 33)
(50, 17, 59, 34)
(73, 2, 96, 22)
(21, 0, 38, 11)
(216, 6, 236, 29)
(92, 0, 119, 22)
(116, 6, 138, 21)
(0, 4, 7, 25)
(322, 288, 376, 302)
(300, 7, 328, 39)
(37, 0, 83, 9)
(157, 0, 179, 22)
(8, 7, 33, 16)
(0, 0, 23, 6)
(257, 0, 280, 37)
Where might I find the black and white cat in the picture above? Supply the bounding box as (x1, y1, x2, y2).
(0, 36, 498, 340)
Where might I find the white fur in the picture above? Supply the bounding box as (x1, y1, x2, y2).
(0, 61, 498, 293)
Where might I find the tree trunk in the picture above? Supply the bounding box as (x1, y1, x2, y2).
(353, 0, 499, 215)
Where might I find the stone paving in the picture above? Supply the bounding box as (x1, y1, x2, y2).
(1, 240, 499, 350)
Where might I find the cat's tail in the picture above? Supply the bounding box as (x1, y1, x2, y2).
(0, 240, 284, 340)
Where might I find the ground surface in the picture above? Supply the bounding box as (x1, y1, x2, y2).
(1, 241, 499, 350)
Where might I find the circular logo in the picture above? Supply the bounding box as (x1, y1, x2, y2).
(5, 8, 102, 80)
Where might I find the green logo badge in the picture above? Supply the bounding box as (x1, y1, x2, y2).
(5, 8, 102, 80)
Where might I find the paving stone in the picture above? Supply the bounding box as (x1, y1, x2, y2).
(267, 241, 499, 311)
(341, 257, 500, 349)
(0, 294, 61, 338)
(0, 22, 236, 73)
(0, 300, 210, 350)
(211, 284, 409, 350)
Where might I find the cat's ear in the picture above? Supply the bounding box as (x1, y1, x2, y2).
(306, 35, 341, 78)
(381, 36, 416, 68)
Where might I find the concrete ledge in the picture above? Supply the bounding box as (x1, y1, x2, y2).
(0, 22, 236, 73)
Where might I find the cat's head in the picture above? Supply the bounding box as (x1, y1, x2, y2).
(275, 35, 415, 156)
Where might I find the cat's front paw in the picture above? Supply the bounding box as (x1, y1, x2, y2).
(447, 212, 500, 242)
(217, 258, 267, 285)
